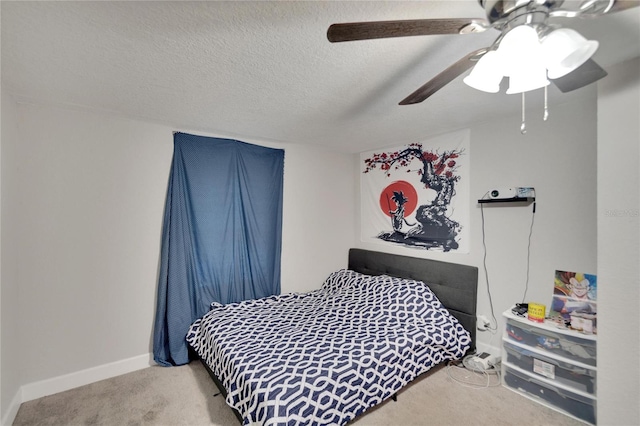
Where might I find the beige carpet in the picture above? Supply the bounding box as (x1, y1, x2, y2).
(13, 362, 585, 426)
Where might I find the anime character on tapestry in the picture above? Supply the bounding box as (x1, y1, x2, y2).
(360, 130, 470, 252)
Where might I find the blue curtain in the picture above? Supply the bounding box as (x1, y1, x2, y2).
(153, 132, 284, 366)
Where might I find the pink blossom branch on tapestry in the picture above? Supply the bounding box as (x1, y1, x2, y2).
(363, 144, 464, 207)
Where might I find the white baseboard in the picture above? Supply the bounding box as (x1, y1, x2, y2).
(1, 388, 23, 426)
(21, 353, 155, 403)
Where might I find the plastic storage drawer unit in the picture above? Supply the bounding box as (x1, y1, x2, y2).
(503, 340, 596, 395)
(505, 318, 596, 366)
(504, 364, 596, 424)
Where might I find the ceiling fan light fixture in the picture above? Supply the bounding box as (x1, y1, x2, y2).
(327, 0, 627, 107)
(463, 50, 503, 93)
(542, 28, 599, 79)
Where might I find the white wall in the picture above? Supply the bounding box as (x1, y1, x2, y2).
(0, 99, 356, 422)
(597, 56, 640, 425)
(356, 92, 598, 355)
(13, 104, 173, 385)
(1, 90, 22, 425)
(470, 94, 598, 351)
(281, 144, 356, 293)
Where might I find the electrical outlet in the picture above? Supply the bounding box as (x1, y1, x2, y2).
(477, 315, 490, 331)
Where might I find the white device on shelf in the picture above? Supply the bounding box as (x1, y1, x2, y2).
(484, 187, 535, 200)
(488, 187, 516, 199)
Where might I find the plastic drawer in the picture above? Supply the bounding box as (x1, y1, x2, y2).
(503, 340, 596, 395)
(505, 318, 596, 366)
(504, 364, 596, 424)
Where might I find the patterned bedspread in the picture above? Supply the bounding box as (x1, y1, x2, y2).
(186, 269, 471, 425)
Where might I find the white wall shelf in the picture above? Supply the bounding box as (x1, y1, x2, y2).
(478, 197, 535, 204)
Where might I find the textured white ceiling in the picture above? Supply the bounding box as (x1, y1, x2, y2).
(2, 1, 639, 153)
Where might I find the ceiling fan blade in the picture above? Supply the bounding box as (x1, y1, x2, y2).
(565, 0, 640, 17)
(327, 18, 488, 43)
(399, 48, 488, 105)
(608, 0, 640, 13)
(551, 59, 608, 92)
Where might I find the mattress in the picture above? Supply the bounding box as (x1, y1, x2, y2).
(186, 269, 471, 425)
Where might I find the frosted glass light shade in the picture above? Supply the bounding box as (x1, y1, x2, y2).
(463, 51, 504, 93)
(498, 25, 550, 94)
(506, 65, 550, 94)
(542, 28, 599, 79)
(498, 25, 543, 77)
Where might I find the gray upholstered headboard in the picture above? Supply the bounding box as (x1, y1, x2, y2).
(348, 248, 478, 351)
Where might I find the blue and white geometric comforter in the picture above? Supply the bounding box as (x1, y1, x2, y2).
(186, 269, 471, 425)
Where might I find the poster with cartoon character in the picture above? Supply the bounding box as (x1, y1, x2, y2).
(360, 129, 470, 253)
(550, 270, 597, 320)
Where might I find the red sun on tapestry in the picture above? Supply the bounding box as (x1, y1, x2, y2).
(379, 181, 418, 218)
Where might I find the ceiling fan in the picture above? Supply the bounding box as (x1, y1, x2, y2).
(327, 0, 638, 105)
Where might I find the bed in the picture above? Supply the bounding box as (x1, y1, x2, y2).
(186, 248, 478, 425)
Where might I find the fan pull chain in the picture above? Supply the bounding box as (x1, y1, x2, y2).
(543, 85, 549, 121)
(520, 92, 527, 134)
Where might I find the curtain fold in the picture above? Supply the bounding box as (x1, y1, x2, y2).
(153, 132, 284, 366)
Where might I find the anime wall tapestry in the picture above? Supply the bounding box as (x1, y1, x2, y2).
(361, 129, 470, 253)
